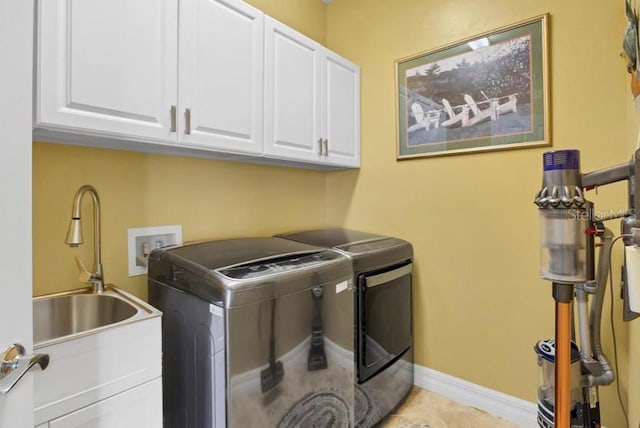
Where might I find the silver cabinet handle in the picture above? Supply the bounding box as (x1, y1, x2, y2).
(170, 105, 177, 133)
(317, 138, 323, 156)
(184, 108, 191, 135)
(323, 139, 329, 156)
(0, 344, 49, 395)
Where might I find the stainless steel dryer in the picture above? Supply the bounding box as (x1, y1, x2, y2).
(276, 229, 414, 428)
(147, 237, 355, 428)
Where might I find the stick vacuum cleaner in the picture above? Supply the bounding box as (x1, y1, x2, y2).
(534, 150, 619, 428)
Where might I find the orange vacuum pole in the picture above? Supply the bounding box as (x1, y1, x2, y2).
(555, 298, 572, 428)
(553, 283, 575, 428)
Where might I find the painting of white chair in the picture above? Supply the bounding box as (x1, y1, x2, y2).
(441, 98, 469, 127)
(463, 94, 496, 126)
(410, 102, 425, 124)
(425, 110, 441, 129)
(409, 103, 441, 132)
(494, 94, 518, 116)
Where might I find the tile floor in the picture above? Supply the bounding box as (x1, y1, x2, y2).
(381, 386, 519, 428)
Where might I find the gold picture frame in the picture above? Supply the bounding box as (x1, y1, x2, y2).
(395, 14, 550, 159)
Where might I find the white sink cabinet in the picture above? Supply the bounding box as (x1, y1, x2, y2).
(33, 290, 162, 428)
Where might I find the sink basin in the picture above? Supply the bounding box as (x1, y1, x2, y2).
(33, 286, 160, 348)
(32, 286, 162, 426)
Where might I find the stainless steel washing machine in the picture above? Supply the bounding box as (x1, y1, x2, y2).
(148, 237, 355, 427)
(276, 229, 414, 427)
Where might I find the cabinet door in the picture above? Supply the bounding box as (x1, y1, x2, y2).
(322, 49, 361, 168)
(264, 17, 323, 162)
(36, 0, 178, 142)
(48, 378, 162, 428)
(179, 0, 264, 154)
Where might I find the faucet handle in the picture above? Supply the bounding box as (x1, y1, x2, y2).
(74, 255, 95, 283)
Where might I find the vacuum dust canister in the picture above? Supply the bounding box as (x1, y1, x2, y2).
(534, 150, 589, 284)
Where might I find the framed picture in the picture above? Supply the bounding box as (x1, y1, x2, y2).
(395, 14, 550, 159)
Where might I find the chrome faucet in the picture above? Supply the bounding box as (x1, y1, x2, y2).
(65, 185, 104, 293)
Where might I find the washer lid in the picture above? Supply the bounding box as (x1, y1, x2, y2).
(148, 237, 353, 307)
(162, 237, 324, 270)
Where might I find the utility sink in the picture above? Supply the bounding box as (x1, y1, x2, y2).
(32, 286, 162, 426)
(33, 286, 160, 348)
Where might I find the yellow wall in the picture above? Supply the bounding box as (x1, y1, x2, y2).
(32, 144, 328, 298)
(326, 0, 631, 426)
(245, 0, 326, 43)
(32, 0, 640, 426)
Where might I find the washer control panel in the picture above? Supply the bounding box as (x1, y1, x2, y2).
(217, 251, 340, 279)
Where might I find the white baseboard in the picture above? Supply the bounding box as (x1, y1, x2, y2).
(413, 364, 538, 427)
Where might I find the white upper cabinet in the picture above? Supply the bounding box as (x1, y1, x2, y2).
(264, 17, 360, 167)
(35, 0, 360, 169)
(264, 17, 323, 162)
(179, 0, 264, 154)
(35, 0, 178, 142)
(322, 49, 360, 168)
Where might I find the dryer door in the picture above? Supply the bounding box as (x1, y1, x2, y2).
(357, 262, 412, 383)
